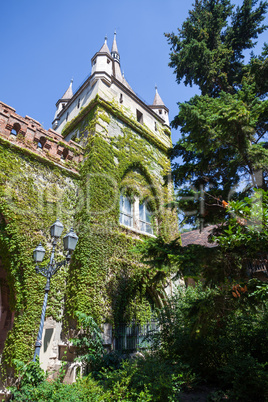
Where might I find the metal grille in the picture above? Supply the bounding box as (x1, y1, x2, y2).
(114, 321, 158, 352)
(246, 255, 268, 276)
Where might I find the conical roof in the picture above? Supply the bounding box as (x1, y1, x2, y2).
(98, 36, 111, 54)
(62, 79, 73, 100)
(114, 61, 123, 81)
(111, 31, 119, 54)
(153, 86, 165, 106)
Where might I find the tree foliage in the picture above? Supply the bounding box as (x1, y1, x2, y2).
(166, 0, 268, 226)
(150, 285, 268, 401)
(166, 0, 267, 96)
(138, 189, 268, 287)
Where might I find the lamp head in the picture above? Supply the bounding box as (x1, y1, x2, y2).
(50, 219, 64, 238)
(33, 243, 45, 263)
(63, 228, 78, 253)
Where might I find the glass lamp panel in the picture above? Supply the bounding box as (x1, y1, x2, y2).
(50, 219, 64, 238)
(33, 243, 45, 263)
(63, 229, 78, 251)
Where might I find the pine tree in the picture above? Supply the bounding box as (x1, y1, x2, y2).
(166, 0, 268, 226)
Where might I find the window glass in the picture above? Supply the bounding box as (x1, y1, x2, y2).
(120, 195, 133, 228)
(120, 196, 153, 234)
(139, 202, 153, 234)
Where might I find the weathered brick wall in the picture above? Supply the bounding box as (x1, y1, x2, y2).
(0, 101, 83, 173)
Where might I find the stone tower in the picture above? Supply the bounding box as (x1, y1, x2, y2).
(0, 34, 178, 384)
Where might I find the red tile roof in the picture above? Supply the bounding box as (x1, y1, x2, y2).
(181, 226, 217, 248)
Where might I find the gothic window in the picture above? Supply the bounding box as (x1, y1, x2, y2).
(77, 99, 80, 109)
(139, 202, 153, 234)
(120, 93, 123, 104)
(119, 195, 133, 227)
(119, 194, 154, 235)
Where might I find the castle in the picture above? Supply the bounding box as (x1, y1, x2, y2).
(0, 33, 178, 384)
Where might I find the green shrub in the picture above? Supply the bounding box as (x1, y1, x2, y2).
(71, 311, 104, 375)
(98, 354, 198, 401)
(219, 355, 268, 401)
(148, 284, 268, 399)
(11, 375, 109, 401)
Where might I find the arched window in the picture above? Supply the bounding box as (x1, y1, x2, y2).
(119, 195, 133, 228)
(11, 123, 21, 136)
(61, 148, 68, 160)
(139, 202, 153, 234)
(37, 136, 46, 149)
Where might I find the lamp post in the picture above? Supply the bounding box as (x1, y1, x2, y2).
(33, 219, 78, 362)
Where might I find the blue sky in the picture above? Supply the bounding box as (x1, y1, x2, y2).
(0, 0, 267, 145)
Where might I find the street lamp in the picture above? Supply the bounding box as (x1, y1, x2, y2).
(32, 219, 78, 362)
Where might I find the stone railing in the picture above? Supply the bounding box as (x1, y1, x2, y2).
(0, 101, 83, 174)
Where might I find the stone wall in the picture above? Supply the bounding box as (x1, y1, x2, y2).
(0, 101, 83, 173)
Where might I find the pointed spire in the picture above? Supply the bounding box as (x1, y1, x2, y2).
(62, 79, 73, 100)
(153, 85, 165, 106)
(112, 31, 119, 54)
(99, 36, 111, 54)
(111, 30, 120, 63)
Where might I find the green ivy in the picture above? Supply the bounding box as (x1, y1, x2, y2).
(0, 95, 178, 380)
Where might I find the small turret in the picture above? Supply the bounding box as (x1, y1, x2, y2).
(90, 36, 113, 86)
(52, 79, 73, 129)
(149, 86, 169, 126)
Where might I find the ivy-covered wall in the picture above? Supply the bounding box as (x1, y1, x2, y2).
(64, 97, 178, 329)
(0, 95, 178, 378)
(0, 143, 78, 378)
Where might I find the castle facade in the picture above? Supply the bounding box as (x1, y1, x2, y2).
(0, 34, 178, 384)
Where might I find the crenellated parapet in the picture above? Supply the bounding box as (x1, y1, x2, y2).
(0, 101, 83, 174)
